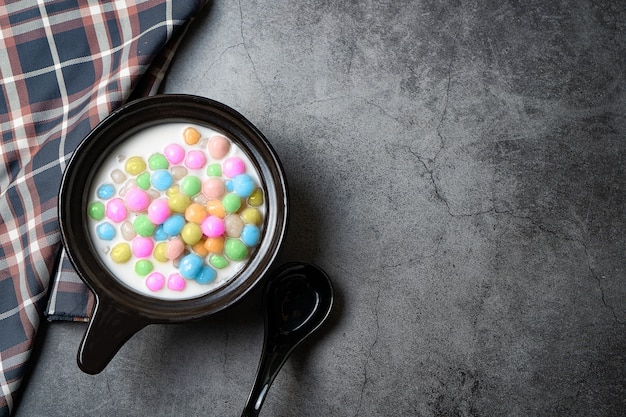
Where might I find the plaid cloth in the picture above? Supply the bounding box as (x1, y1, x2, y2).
(0, 1, 207, 416)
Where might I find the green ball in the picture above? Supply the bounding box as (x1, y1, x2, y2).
(206, 163, 222, 177)
(148, 153, 169, 170)
(224, 238, 248, 261)
(209, 254, 228, 269)
(133, 214, 156, 237)
(88, 201, 105, 220)
(222, 193, 241, 213)
(135, 260, 153, 276)
(136, 171, 151, 190)
(180, 176, 201, 197)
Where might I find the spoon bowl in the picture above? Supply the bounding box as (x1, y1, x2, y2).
(241, 262, 334, 417)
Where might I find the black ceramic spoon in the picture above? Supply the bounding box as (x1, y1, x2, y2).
(241, 262, 334, 417)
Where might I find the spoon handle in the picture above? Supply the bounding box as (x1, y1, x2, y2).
(241, 343, 293, 417)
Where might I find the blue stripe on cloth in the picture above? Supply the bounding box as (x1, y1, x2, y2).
(15, 38, 54, 73)
(61, 62, 97, 96)
(24, 72, 62, 105)
(54, 27, 90, 62)
(44, 0, 80, 15)
(0, 278, 20, 316)
(7, 7, 40, 25)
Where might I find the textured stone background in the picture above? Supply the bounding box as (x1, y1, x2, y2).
(18, 1, 625, 416)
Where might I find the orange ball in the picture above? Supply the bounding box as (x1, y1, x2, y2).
(192, 239, 209, 257)
(183, 127, 201, 145)
(205, 199, 226, 218)
(185, 203, 207, 224)
(204, 236, 224, 254)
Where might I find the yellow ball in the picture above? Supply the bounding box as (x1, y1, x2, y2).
(166, 185, 180, 197)
(125, 156, 146, 175)
(240, 207, 262, 225)
(153, 242, 168, 262)
(181, 222, 202, 245)
(168, 192, 191, 213)
(247, 188, 263, 206)
(110, 243, 131, 263)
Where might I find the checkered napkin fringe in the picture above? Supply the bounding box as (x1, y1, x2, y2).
(0, 1, 205, 415)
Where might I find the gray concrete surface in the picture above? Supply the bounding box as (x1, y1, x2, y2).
(16, 1, 626, 416)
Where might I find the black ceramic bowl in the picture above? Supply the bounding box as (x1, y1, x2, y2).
(59, 95, 288, 374)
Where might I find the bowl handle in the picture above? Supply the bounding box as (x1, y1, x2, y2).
(77, 295, 149, 374)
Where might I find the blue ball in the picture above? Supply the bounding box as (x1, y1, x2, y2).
(232, 174, 255, 198)
(96, 222, 116, 240)
(151, 169, 173, 191)
(178, 253, 204, 279)
(97, 184, 115, 200)
(162, 214, 185, 236)
(153, 224, 168, 241)
(240, 224, 260, 247)
(225, 179, 234, 192)
(195, 266, 217, 285)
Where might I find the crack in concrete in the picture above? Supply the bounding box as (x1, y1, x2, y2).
(582, 241, 625, 326)
(496, 209, 583, 242)
(423, 231, 446, 259)
(200, 42, 244, 79)
(406, 144, 605, 238)
(433, 25, 460, 164)
(408, 145, 495, 218)
(435, 55, 453, 161)
(496, 210, 625, 325)
(238, 0, 273, 115)
(487, 36, 514, 91)
(407, 146, 450, 213)
(237, 0, 252, 67)
(352, 261, 409, 416)
(218, 42, 244, 64)
(400, 26, 468, 219)
(363, 99, 404, 125)
(405, 141, 624, 325)
(353, 271, 383, 417)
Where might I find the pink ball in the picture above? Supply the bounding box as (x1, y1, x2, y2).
(222, 157, 246, 178)
(201, 215, 225, 238)
(165, 238, 184, 260)
(106, 198, 127, 222)
(125, 187, 150, 212)
(167, 273, 186, 291)
(146, 272, 165, 292)
(132, 236, 154, 258)
(164, 143, 185, 164)
(185, 150, 206, 169)
(208, 135, 231, 159)
(147, 199, 171, 224)
(201, 178, 225, 199)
